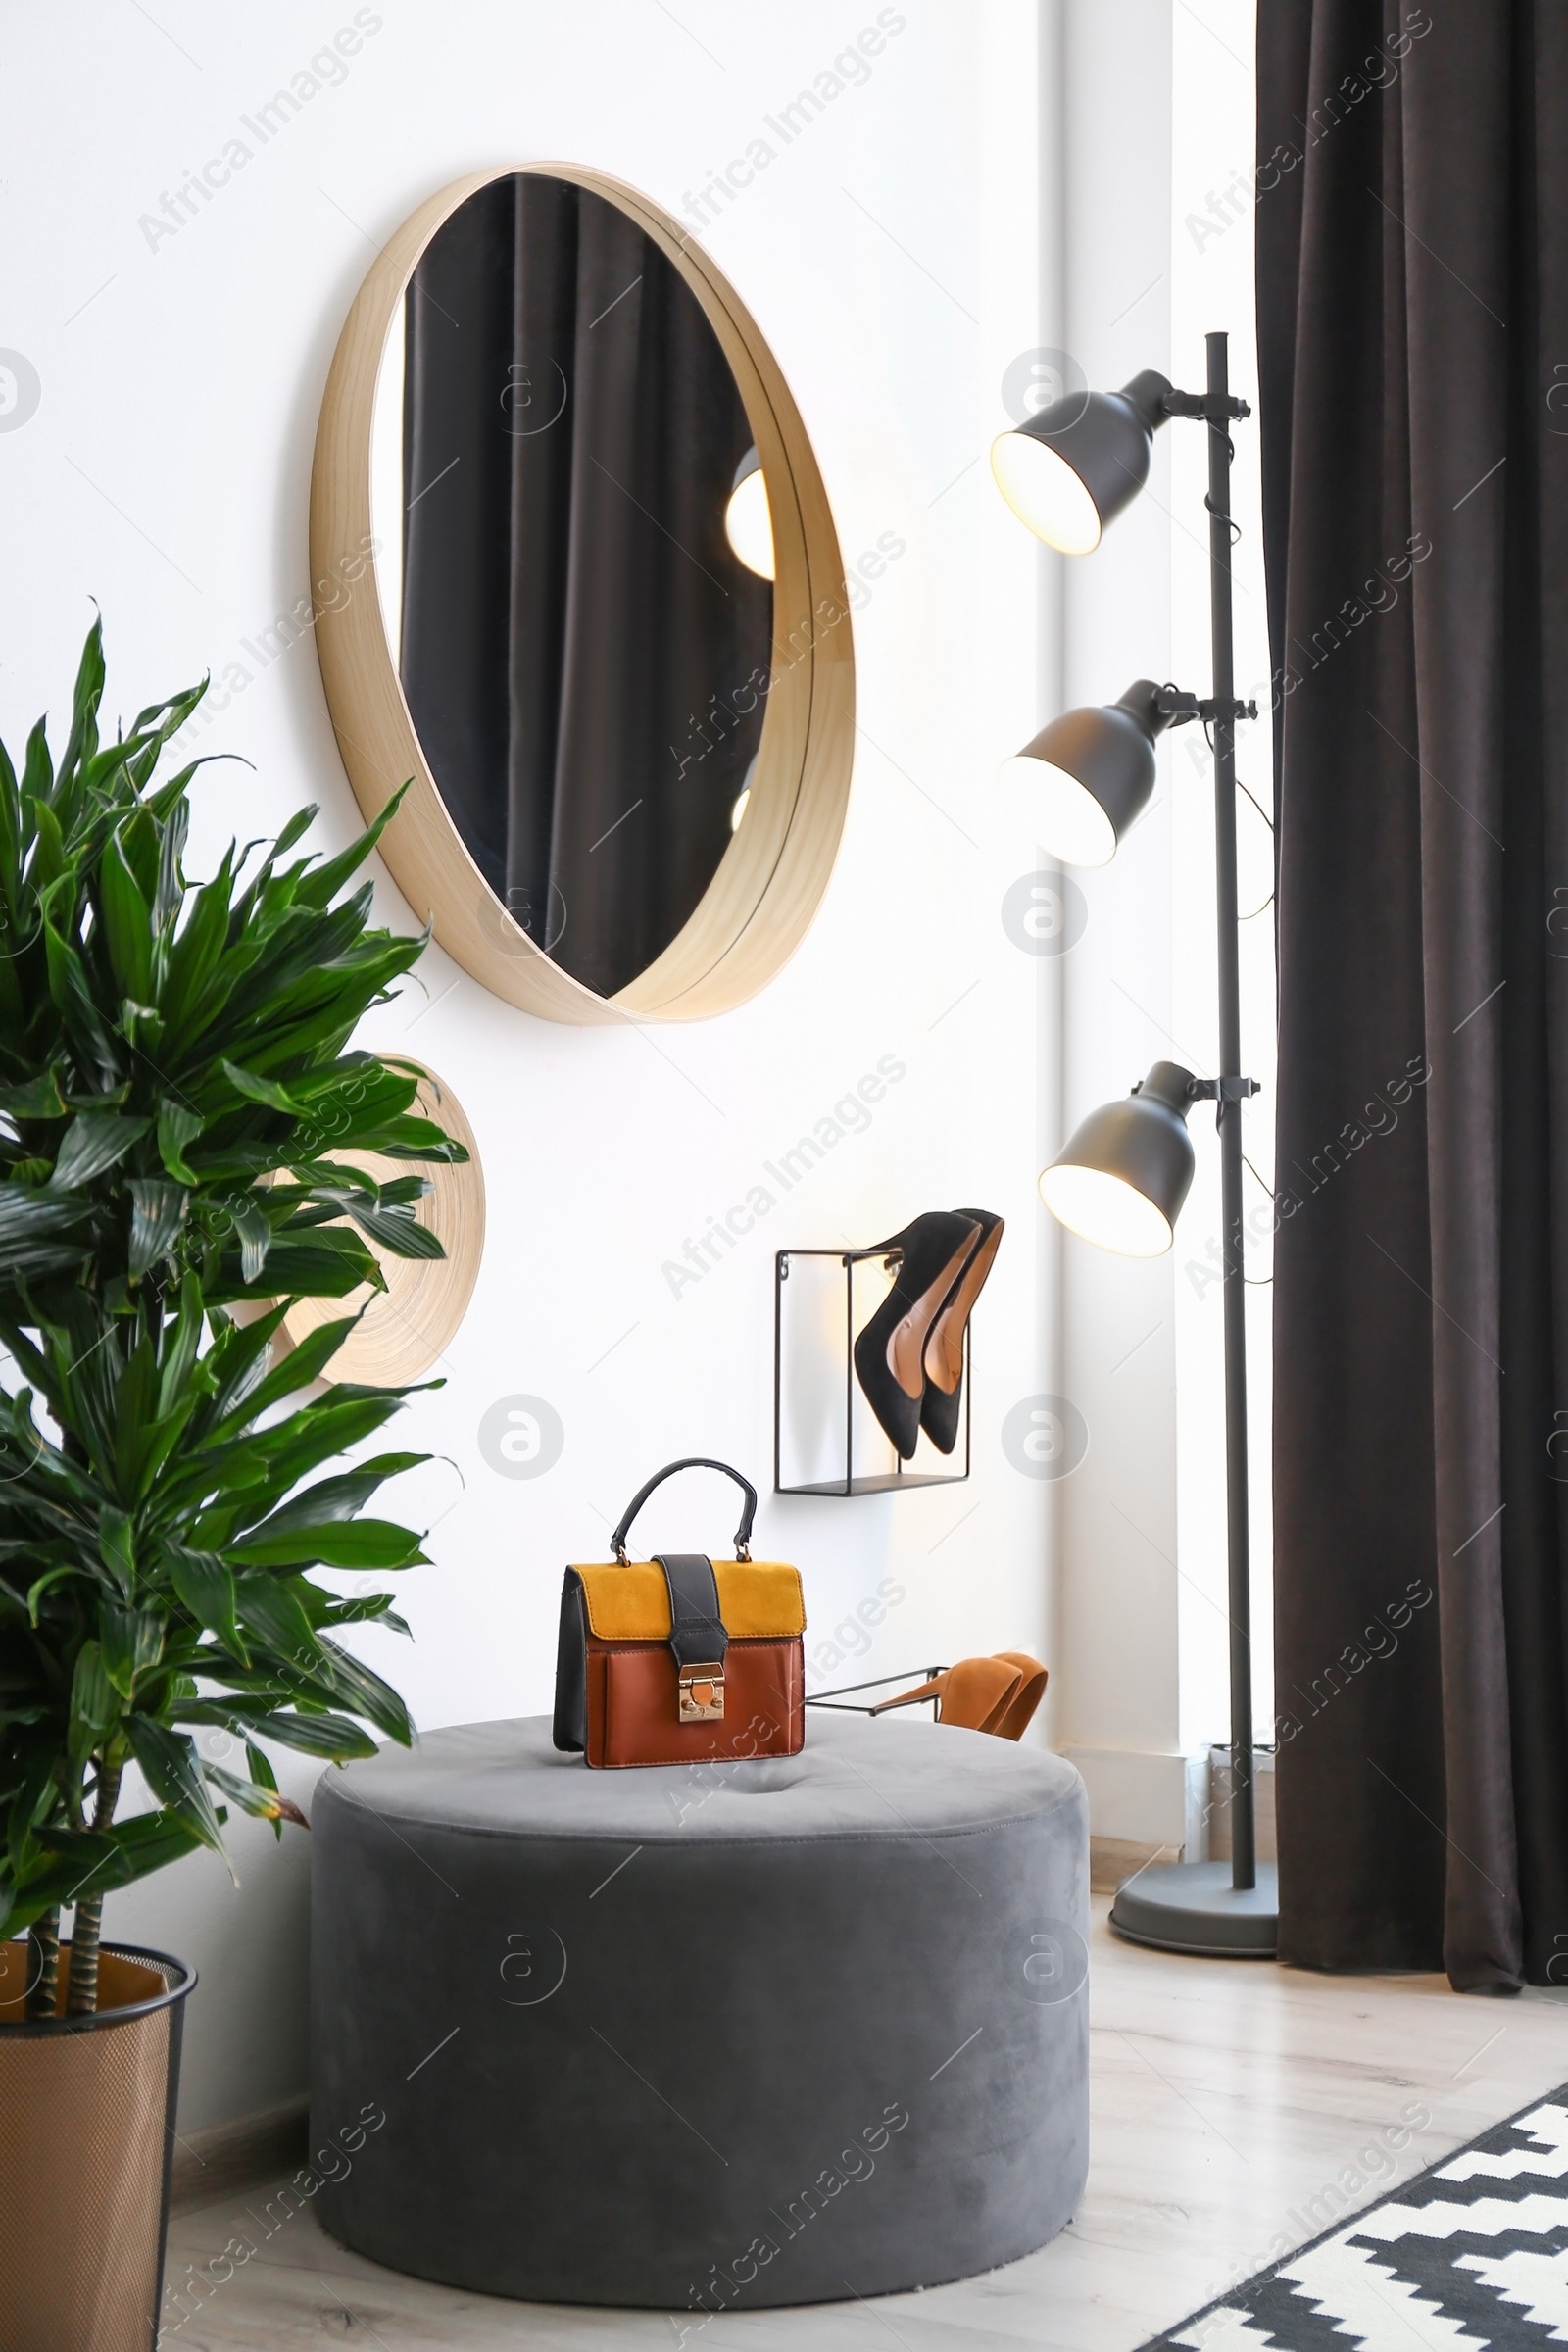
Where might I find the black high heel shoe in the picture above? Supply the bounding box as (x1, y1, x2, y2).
(920, 1207, 1004, 1454)
(854, 1212, 980, 1458)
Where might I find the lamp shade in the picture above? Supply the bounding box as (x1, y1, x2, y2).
(724, 446, 774, 580)
(1039, 1060, 1197, 1255)
(991, 369, 1171, 553)
(1001, 680, 1168, 866)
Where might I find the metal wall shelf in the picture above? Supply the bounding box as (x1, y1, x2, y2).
(773, 1246, 970, 1497)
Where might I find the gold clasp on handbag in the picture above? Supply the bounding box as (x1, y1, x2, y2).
(678, 1662, 725, 1722)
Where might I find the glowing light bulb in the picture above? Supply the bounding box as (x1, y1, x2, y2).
(725, 448, 774, 580)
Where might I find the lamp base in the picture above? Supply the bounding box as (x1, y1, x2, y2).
(1108, 1859, 1278, 1958)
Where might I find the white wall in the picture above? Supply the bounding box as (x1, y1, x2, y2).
(1050, 0, 1184, 1845)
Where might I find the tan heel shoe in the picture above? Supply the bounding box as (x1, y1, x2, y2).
(920, 1210, 1004, 1454)
(870, 1651, 1048, 1740)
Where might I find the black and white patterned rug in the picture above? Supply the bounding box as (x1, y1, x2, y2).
(1145, 2083, 1568, 2348)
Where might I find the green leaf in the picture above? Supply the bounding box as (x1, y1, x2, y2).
(118, 805, 159, 907)
(99, 1506, 135, 1595)
(230, 1195, 272, 1286)
(175, 1704, 374, 1762)
(154, 795, 189, 929)
(156, 1271, 203, 1416)
(120, 999, 165, 1054)
(245, 1740, 278, 1796)
(204, 1228, 380, 1304)
(58, 613, 106, 789)
(0, 1069, 67, 1121)
(204, 1763, 308, 1830)
(213, 1313, 356, 1427)
(42, 912, 122, 1085)
(233, 1572, 324, 1666)
(20, 713, 53, 807)
(231, 1517, 428, 1572)
(163, 1544, 245, 1660)
(176, 1394, 413, 1529)
(326, 1594, 410, 1635)
(317, 1637, 414, 1743)
(369, 1177, 432, 1213)
(195, 1298, 290, 1426)
(0, 1184, 95, 1280)
(269, 807, 318, 863)
(232, 1453, 422, 1536)
(159, 857, 233, 1035)
(109, 1327, 160, 1488)
(341, 1199, 446, 1260)
(0, 734, 19, 910)
(29, 796, 66, 895)
(220, 1059, 308, 1115)
(156, 1100, 203, 1184)
(124, 1718, 227, 1859)
(98, 829, 154, 1004)
(127, 677, 209, 776)
(70, 1640, 118, 1737)
(359, 1115, 468, 1164)
(127, 1177, 187, 1275)
(101, 1604, 164, 1699)
(49, 1109, 149, 1190)
(0, 1812, 204, 1940)
(291, 784, 409, 910)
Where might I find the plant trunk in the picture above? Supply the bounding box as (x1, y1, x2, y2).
(24, 1909, 60, 2019)
(66, 1755, 123, 2016)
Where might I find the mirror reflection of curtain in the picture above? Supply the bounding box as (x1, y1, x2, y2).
(400, 175, 772, 998)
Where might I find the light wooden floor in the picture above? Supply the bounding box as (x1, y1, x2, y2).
(166, 1897, 1568, 2352)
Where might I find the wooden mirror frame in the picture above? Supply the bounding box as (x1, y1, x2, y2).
(310, 164, 856, 1025)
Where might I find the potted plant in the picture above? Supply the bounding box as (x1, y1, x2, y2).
(0, 620, 462, 2351)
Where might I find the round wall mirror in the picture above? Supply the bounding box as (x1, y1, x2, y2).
(311, 166, 855, 1023)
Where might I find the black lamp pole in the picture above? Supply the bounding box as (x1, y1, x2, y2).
(1106, 332, 1277, 1955)
(1206, 328, 1256, 1895)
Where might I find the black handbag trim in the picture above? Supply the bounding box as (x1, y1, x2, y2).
(552, 1571, 588, 1752)
(652, 1552, 728, 1670)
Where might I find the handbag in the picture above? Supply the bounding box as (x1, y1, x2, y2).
(552, 1458, 806, 1769)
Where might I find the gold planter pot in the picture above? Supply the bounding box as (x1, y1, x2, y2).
(0, 1939, 195, 2352)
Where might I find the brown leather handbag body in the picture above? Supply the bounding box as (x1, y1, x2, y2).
(553, 1459, 806, 1769)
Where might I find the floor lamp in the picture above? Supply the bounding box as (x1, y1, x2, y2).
(992, 330, 1278, 1958)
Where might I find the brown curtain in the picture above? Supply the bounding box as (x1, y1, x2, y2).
(1259, 1, 1568, 1990)
(400, 176, 770, 999)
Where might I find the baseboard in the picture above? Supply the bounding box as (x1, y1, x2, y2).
(171, 2093, 308, 2215)
(1090, 1836, 1181, 1894)
(1065, 1746, 1206, 1849)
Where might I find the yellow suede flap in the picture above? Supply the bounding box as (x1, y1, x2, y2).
(572, 1561, 805, 1642)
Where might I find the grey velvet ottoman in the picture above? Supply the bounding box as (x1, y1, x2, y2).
(310, 1712, 1088, 2310)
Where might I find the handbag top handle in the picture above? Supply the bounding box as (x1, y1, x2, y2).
(611, 1457, 758, 1564)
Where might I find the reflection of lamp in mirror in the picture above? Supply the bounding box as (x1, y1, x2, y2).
(730, 754, 757, 834)
(725, 446, 774, 580)
(1038, 1061, 1198, 1257)
(1001, 680, 1171, 867)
